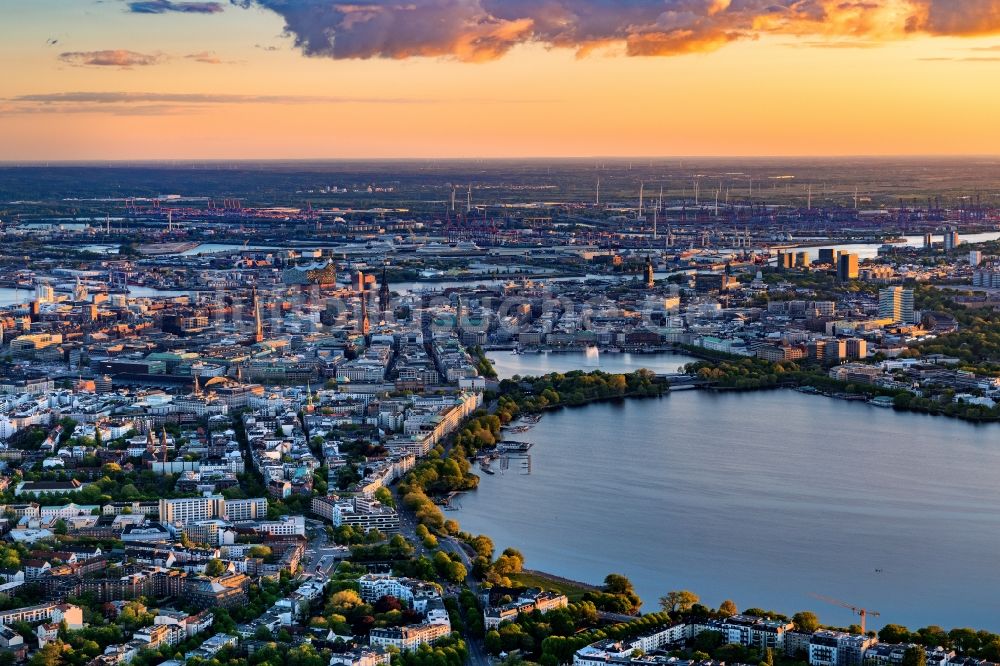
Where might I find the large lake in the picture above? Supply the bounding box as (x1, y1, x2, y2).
(455, 390, 1000, 631)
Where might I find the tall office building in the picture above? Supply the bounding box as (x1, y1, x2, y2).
(923, 233, 933, 250)
(878, 286, 914, 324)
(837, 253, 859, 281)
(818, 248, 836, 265)
(943, 229, 960, 251)
(970, 250, 983, 267)
(823, 339, 846, 364)
(846, 338, 868, 360)
(379, 266, 391, 315)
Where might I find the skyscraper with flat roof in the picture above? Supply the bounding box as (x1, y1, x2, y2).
(879, 286, 914, 324)
(944, 229, 960, 251)
(837, 253, 858, 281)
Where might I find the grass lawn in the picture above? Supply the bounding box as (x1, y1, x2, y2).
(510, 570, 597, 603)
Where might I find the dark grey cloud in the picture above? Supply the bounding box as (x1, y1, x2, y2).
(127, 0, 224, 13)
(226, 0, 1000, 61)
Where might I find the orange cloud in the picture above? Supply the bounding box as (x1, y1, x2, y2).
(58, 49, 164, 67)
(229, 0, 1000, 61)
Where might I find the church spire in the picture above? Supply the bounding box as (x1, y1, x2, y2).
(360, 293, 371, 341)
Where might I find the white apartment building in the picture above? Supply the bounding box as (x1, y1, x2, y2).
(251, 515, 305, 537)
(159, 497, 227, 526)
(224, 497, 268, 522)
(369, 623, 451, 652)
(810, 630, 877, 666)
(159, 496, 267, 526)
(358, 574, 417, 604)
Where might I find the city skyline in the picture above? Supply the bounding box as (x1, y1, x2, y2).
(4, 0, 1000, 160)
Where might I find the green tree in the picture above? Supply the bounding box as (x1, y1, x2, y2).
(880, 624, 912, 644)
(692, 630, 724, 653)
(719, 599, 738, 617)
(902, 645, 927, 666)
(204, 559, 226, 577)
(793, 611, 820, 633)
(29, 642, 64, 666)
(485, 630, 502, 654)
(659, 590, 700, 613)
(447, 561, 468, 583)
(603, 574, 634, 596)
(374, 486, 396, 508)
(329, 589, 364, 610)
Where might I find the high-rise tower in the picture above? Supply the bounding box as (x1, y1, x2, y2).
(252, 288, 264, 344)
(379, 266, 390, 316)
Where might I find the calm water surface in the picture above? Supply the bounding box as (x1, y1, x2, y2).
(455, 390, 1000, 631)
(796, 231, 1000, 261)
(0, 286, 190, 306)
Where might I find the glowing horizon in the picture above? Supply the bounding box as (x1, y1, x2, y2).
(3, 0, 1000, 160)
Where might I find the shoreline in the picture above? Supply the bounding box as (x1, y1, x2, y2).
(497, 350, 1000, 424)
(450, 386, 1000, 633)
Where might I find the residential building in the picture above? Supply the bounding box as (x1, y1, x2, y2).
(328, 648, 391, 666)
(878, 287, 914, 324)
(369, 623, 451, 651)
(809, 630, 877, 666)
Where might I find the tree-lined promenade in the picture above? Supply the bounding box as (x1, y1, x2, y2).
(388, 360, 1000, 666)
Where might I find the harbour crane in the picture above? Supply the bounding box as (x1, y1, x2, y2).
(811, 594, 880, 635)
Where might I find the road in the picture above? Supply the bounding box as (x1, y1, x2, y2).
(441, 537, 490, 666)
(302, 517, 348, 578)
(391, 391, 503, 666)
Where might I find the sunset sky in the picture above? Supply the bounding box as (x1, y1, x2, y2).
(3, 0, 1000, 159)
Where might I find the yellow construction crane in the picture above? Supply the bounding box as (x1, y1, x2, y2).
(812, 594, 880, 634)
